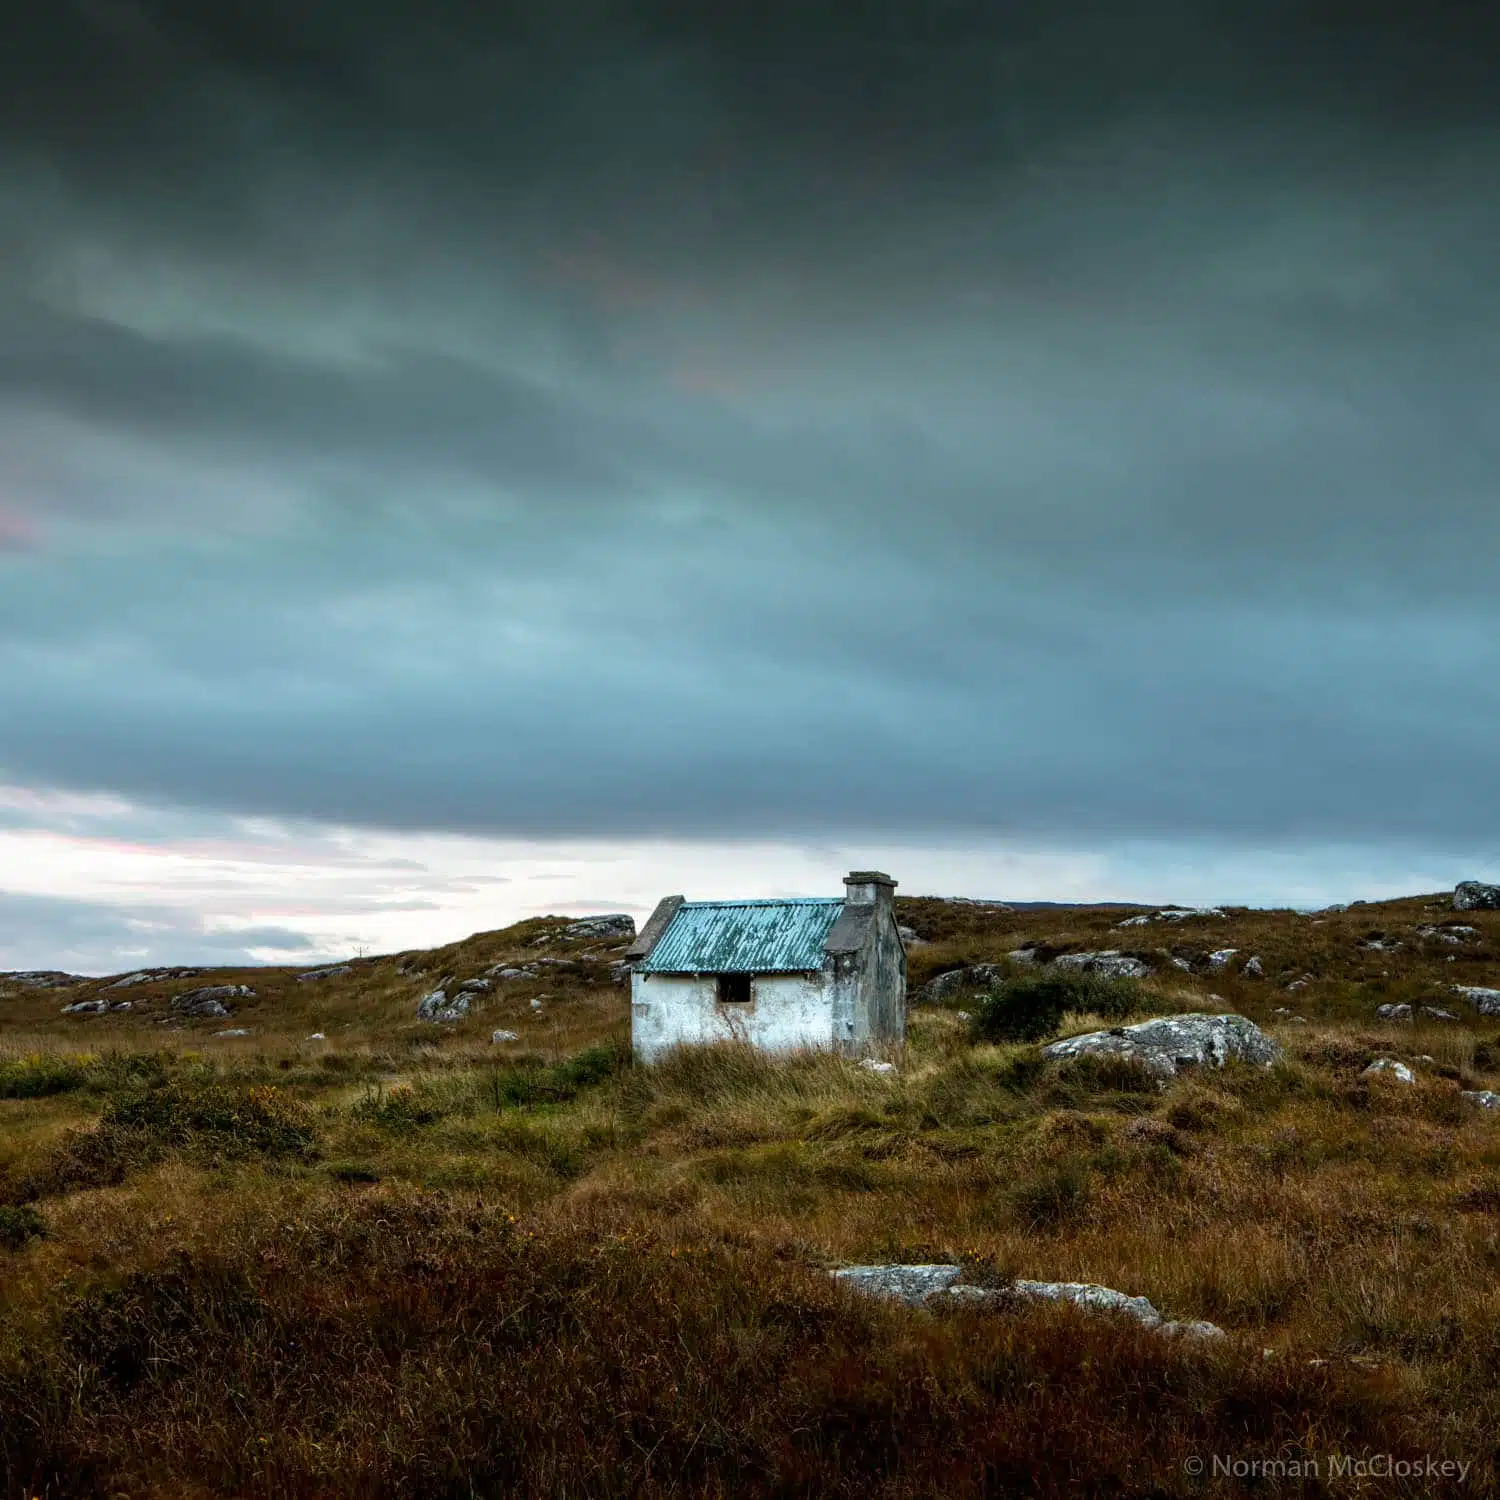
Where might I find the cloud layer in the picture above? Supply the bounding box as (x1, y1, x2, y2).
(2, 2, 1499, 901)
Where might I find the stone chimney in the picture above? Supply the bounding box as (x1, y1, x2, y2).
(843, 871, 896, 909)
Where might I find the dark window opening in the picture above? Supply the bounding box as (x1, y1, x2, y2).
(716, 973, 753, 1004)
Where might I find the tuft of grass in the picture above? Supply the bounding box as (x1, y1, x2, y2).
(0, 1204, 46, 1250)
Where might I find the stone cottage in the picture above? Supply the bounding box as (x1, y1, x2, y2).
(625, 871, 906, 1063)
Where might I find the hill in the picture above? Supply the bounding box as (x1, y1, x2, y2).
(3, 889, 1500, 1496)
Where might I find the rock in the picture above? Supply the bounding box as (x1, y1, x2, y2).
(1206, 949, 1238, 970)
(60, 999, 109, 1014)
(954, 1011, 971, 1022)
(457, 978, 492, 994)
(307, 1033, 326, 1041)
(610, 961, 631, 985)
(1454, 881, 1500, 911)
(860, 1059, 897, 1074)
(214, 1028, 251, 1038)
(1418, 925, 1475, 944)
(172, 985, 253, 1018)
(1008, 1280, 1162, 1329)
(1042, 1013, 1282, 1082)
(565, 914, 636, 940)
(110, 1001, 133, 1012)
(1454, 986, 1500, 1016)
(297, 965, 353, 983)
(1363, 1059, 1415, 1084)
(1170, 956, 1193, 972)
(1118, 908, 1225, 927)
(491, 1029, 520, 1043)
(1242, 956, 1265, 978)
(1359, 938, 1401, 952)
(416, 989, 470, 1023)
(530, 997, 545, 1011)
(7, 971, 87, 990)
(1375, 1003, 1412, 1021)
(1008, 948, 1038, 965)
(488, 966, 531, 980)
(1462, 1090, 1500, 1109)
(1050, 951, 1151, 980)
(833, 1264, 962, 1306)
(1420, 1006, 1458, 1022)
(920, 964, 1007, 1001)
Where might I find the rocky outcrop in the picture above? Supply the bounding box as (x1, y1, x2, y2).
(173, 985, 253, 1018)
(1042, 1013, 1281, 1081)
(836, 1266, 1225, 1339)
(565, 914, 636, 940)
(1420, 1006, 1457, 1022)
(1242, 956, 1265, 978)
(297, 965, 353, 984)
(1418, 925, 1477, 944)
(1462, 1090, 1500, 1109)
(1454, 882, 1500, 911)
(457, 978, 492, 994)
(416, 989, 469, 1023)
(1375, 1003, 1412, 1021)
(60, 998, 109, 1014)
(105, 968, 203, 989)
(491, 1029, 519, 1043)
(1206, 949, 1238, 970)
(4, 971, 87, 990)
(919, 964, 1008, 1001)
(1117, 909, 1225, 927)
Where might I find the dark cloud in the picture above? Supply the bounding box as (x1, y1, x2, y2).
(1, 1, 1498, 860)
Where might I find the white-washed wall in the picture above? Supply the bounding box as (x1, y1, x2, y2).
(631, 970, 833, 1063)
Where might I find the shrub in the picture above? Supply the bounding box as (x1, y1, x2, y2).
(351, 1084, 444, 1131)
(0, 1055, 90, 1100)
(0, 1204, 46, 1250)
(970, 974, 1144, 1044)
(1010, 1163, 1092, 1228)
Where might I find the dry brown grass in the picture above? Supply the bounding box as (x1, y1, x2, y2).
(5, 894, 1500, 1495)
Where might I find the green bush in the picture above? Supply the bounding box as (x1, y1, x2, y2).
(970, 974, 1144, 1044)
(0, 1055, 90, 1099)
(0, 1204, 46, 1250)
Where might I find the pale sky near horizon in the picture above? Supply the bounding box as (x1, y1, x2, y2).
(3, 3, 1499, 972)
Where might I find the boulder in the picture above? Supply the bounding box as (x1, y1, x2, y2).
(1042, 1013, 1282, 1082)
(1375, 1003, 1412, 1021)
(610, 961, 632, 985)
(1420, 1006, 1458, 1022)
(1170, 956, 1194, 972)
(488, 966, 532, 981)
(1008, 1280, 1163, 1328)
(1243, 956, 1265, 978)
(1363, 1059, 1415, 1084)
(491, 1029, 520, 1043)
(832, 1264, 962, 1306)
(1462, 1090, 1500, 1110)
(297, 965, 353, 984)
(1158, 1319, 1229, 1341)
(1008, 948, 1039, 965)
(1206, 949, 1238, 970)
(60, 999, 109, 1015)
(565, 914, 636, 940)
(897, 925, 923, 944)
(1454, 881, 1500, 911)
(1455, 986, 1500, 1016)
(860, 1059, 897, 1075)
(416, 989, 470, 1023)
(172, 985, 253, 1018)
(530, 997, 546, 1011)
(1117, 908, 1225, 927)
(7, 971, 86, 989)
(457, 978, 492, 994)
(307, 1033, 326, 1041)
(1418, 925, 1475, 944)
(1050, 951, 1151, 980)
(214, 1028, 251, 1038)
(110, 1001, 133, 1012)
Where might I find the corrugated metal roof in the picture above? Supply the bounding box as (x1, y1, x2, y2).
(635, 899, 843, 974)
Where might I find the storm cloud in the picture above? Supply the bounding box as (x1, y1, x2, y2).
(3, 1, 1500, 868)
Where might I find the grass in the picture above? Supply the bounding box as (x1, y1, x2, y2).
(4, 892, 1500, 1494)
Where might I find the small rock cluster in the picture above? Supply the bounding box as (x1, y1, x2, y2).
(297, 965, 353, 984)
(173, 985, 254, 1019)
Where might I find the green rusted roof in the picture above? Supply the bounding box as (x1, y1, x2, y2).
(636, 898, 843, 974)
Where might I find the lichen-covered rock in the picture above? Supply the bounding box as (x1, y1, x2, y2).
(1462, 1090, 1500, 1110)
(1008, 1280, 1162, 1328)
(297, 965, 352, 983)
(919, 964, 1007, 1001)
(1454, 881, 1500, 911)
(1375, 1003, 1412, 1021)
(1050, 951, 1151, 980)
(1454, 986, 1500, 1016)
(565, 914, 636, 940)
(832, 1264, 962, 1305)
(491, 1029, 519, 1043)
(416, 989, 469, 1023)
(1206, 949, 1238, 970)
(1158, 1319, 1228, 1341)
(60, 999, 109, 1015)
(1363, 1058, 1415, 1084)
(457, 978, 492, 994)
(1118, 908, 1225, 927)
(1042, 1013, 1281, 1081)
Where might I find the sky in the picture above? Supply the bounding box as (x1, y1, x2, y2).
(3, 1, 1499, 972)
